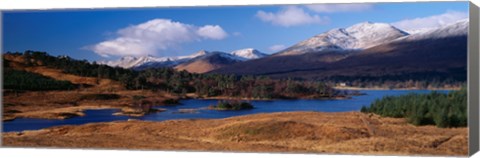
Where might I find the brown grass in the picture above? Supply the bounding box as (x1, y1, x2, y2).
(2, 112, 467, 156)
(174, 60, 220, 73)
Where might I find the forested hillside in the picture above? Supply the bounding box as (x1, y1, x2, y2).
(361, 89, 467, 128)
(3, 68, 78, 91)
(3, 58, 79, 91)
(3, 51, 339, 99)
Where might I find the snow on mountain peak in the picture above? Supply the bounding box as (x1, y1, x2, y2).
(278, 21, 409, 55)
(230, 48, 267, 60)
(345, 22, 409, 47)
(396, 19, 468, 42)
(99, 55, 174, 69)
(402, 18, 468, 36)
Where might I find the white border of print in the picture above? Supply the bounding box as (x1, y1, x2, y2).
(0, 0, 470, 10)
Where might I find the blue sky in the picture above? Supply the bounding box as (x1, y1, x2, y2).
(3, 2, 469, 61)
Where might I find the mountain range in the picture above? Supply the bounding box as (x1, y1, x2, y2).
(212, 20, 467, 81)
(99, 48, 267, 72)
(99, 20, 468, 82)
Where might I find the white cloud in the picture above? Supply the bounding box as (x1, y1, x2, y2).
(269, 44, 287, 52)
(306, 4, 373, 13)
(197, 25, 228, 40)
(256, 6, 329, 27)
(91, 19, 228, 57)
(391, 11, 468, 32)
(91, 38, 157, 58)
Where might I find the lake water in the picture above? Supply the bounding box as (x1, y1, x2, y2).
(2, 90, 448, 132)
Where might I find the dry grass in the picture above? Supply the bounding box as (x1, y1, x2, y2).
(174, 60, 221, 73)
(2, 112, 467, 156)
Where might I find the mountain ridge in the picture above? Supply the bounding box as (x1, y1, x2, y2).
(275, 21, 409, 56)
(210, 20, 468, 82)
(98, 48, 268, 70)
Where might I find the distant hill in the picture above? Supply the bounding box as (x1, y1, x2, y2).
(174, 51, 243, 73)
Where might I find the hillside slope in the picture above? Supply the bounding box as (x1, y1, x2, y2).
(4, 54, 124, 91)
(174, 52, 242, 73)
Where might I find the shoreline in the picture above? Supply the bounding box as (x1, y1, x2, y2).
(3, 105, 170, 122)
(2, 90, 178, 122)
(3, 105, 117, 122)
(188, 94, 351, 101)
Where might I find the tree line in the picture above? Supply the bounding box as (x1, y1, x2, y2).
(361, 88, 467, 128)
(4, 51, 337, 99)
(325, 71, 465, 89)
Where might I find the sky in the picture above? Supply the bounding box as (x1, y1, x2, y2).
(2, 2, 469, 61)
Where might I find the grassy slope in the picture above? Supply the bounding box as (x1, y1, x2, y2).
(3, 111, 467, 156)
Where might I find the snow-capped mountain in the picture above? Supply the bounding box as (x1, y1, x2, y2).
(212, 19, 468, 80)
(188, 50, 245, 62)
(98, 49, 266, 70)
(98, 51, 206, 69)
(99, 55, 167, 69)
(230, 48, 267, 60)
(277, 22, 409, 56)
